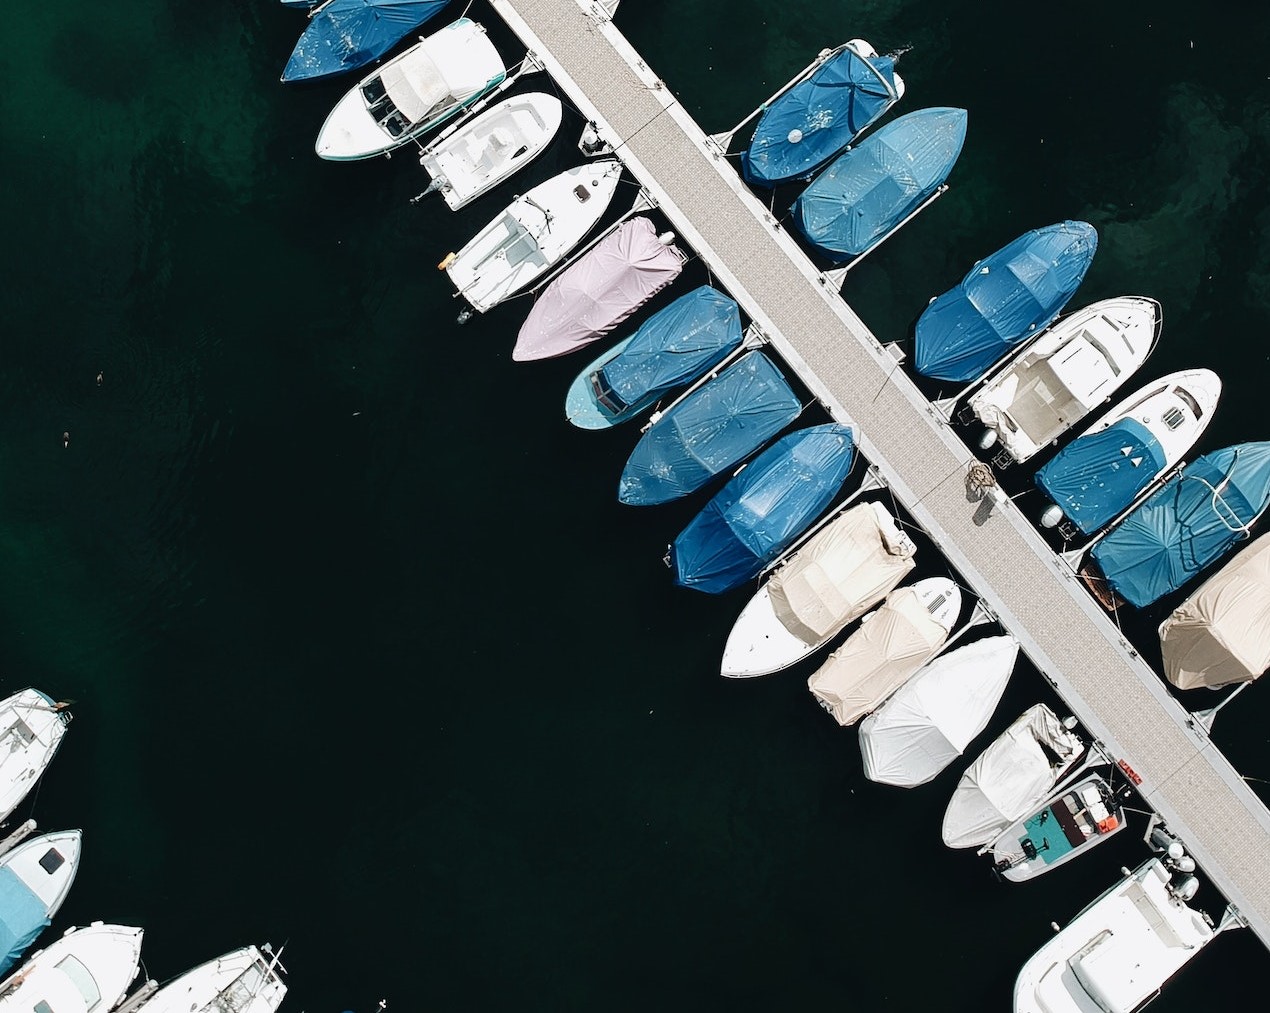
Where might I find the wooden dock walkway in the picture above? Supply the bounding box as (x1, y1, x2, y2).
(490, 0, 1270, 946)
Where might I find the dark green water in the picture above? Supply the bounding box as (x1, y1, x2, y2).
(1, 0, 1268, 1009)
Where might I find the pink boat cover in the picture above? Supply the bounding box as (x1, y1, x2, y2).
(513, 216, 685, 362)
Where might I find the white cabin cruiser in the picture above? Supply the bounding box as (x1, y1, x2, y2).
(442, 160, 624, 315)
(0, 689, 70, 824)
(316, 19, 506, 161)
(0, 829, 83, 976)
(0, 922, 143, 1013)
(970, 296, 1160, 464)
(721, 501, 916, 678)
(417, 93, 564, 210)
(131, 945, 286, 1013)
(1013, 858, 1219, 1013)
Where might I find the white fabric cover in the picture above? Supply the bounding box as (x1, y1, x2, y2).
(381, 52, 448, 123)
(941, 703, 1083, 849)
(807, 584, 949, 727)
(858, 635, 1019, 787)
(768, 501, 915, 645)
(1159, 531, 1270, 689)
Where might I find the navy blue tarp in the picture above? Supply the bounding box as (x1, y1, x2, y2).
(1035, 418, 1169, 536)
(618, 352, 801, 506)
(913, 221, 1098, 382)
(741, 45, 900, 187)
(1091, 442, 1270, 607)
(0, 867, 49, 976)
(282, 0, 451, 83)
(670, 424, 856, 593)
(792, 107, 967, 260)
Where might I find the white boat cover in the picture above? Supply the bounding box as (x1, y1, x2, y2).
(1159, 531, 1270, 690)
(941, 702, 1083, 849)
(807, 584, 950, 727)
(768, 502, 916, 645)
(381, 52, 448, 124)
(859, 635, 1019, 787)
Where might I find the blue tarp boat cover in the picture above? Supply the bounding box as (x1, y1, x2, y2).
(913, 221, 1098, 382)
(1091, 442, 1270, 608)
(741, 45, 900, 187)
(0, 867, 49, 976)
(618, 351, 801, 506)
(1035, 418, 1168, 536)
(593, 286, 743, 420)
(792, 107, 967, 260)
(281, 0, 320, 7)
(282, 0, 452, 83)
(670, 424, 856, 593)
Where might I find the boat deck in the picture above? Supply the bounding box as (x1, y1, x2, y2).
(489, 0, 1270, 948)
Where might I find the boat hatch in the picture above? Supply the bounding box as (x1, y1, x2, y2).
(39, 846, 66, 874)
(1175, 387, 1204, 418)
(925, 591, 947, 615)
(56, 955, 101, 1010)
(589, 371, 626, 415)
(34, 1003, 52, 1013)
(1163, 406, 1186, 431)
(573, 184, 592, 202)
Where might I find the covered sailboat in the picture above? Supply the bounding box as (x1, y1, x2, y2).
(792, 107, 967, 260)
(565, 286, 744, 429)
(941, 703, 1084, 849)
(808, 577, 960, 727)
(670, 424, 855, 594)
(618, 351, 801, 506)
(282, 0, 452, 83)
(513, 217, 687, 362)
(721, 501, 917, 677)
(1159, 532, 1270, 690)
(1089, 441, 1270, 608)
(858, 635, 1019, 788)
(914, 221, 1098, 382)
(0, 831, 82, 977)
(741, 40, 903, 188)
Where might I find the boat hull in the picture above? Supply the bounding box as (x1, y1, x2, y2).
(0, 689, 69, 824)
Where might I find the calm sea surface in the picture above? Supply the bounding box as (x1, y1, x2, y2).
(2, 0, 1269, 1009)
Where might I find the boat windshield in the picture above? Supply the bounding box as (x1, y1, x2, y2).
(56, 955, 102, 1011)
(1083, 331, 1121, 376)
(1175, 387, 1204, 418)
(589, 370, 627, 416)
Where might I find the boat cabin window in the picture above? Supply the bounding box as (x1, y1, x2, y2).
(1162, 406, 1186, 431)
(589, 371, 627, 415)
(55, 956, 101, 1011)
(1122, 384, 1167, 415)
(1083, 334, 1120, 375)
(39, 846, 65, 874)
(573, 184, 592, 203)
(1175, 387, 1203, 418)
(33, 1003, 53, 1013)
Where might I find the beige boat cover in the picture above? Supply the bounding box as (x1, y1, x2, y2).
(768, 502, 916, 646)
(807, 585, 949, 727)
(1160, 531, 1270, 689)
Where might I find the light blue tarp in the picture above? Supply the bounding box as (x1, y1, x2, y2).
(618, 351, 801, 506)
(741, 46, 900, 187)
(1091, 442, 1270, 607)
(792, 107, 967, 260)
(913, 221, 1098, 382)
(1035, 418, 1168, 536)
(593, 286, 743, 421)
(671, 424, 856, 593)
(0, 867, 50, 976)
(282, 0, 451, 83)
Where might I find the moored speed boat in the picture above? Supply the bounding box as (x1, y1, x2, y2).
(0, 922, 143, 1013)
(281, 0, 451, 83)
(315, 18, 505, 160)
(0, 690, 70, 824)
(130, 945, 287, 1013)
(0, 830, 82, 977)
(969, 296, 1161, 465)
(417, 93, 563, 211)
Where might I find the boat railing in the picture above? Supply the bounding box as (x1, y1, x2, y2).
(638, 322, 768, 433)
(1179, 462, 1259, 537)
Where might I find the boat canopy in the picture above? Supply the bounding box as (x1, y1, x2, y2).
(514, 217, 685, 362)
(282, 0, 452, 83)
(914, 221, 1098, 382)
(1160, 532, 1270, 689)
(941, 703, 1083, 849)
(741, 45, 900, 187)
(618, 351, 800, 506)
(1035, 418, 1168, 536)
(859, 636, 1019, 788)
(0, 867, 49, 975)
(792, 107, 967, 260)
(671, 425, 855, 594)
(1091, 441, 1270, 608)
(807, 584, 951, 727)
(593, 286, 743, 417)
(768, 501, 916, 643)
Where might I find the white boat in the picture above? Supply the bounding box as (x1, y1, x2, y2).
(969, 296, 1160, 464)
(1013, 857, 1219, 1013)
(131, 945, 286, 1013)
(858, 635, 1019, 787)
(720, 501, 917, 678)
(0, 829, 83, 976)
(316, 18, 506, 161)
(942, 703, 1084, 849)
(442, 160, 624, 315)
(417, 93, 564, 210)
(807, 576, 961, 727)
(0, 689, 70, 824)
(0, 922, 143, 1013)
